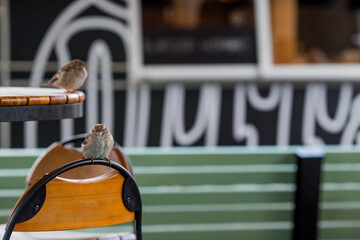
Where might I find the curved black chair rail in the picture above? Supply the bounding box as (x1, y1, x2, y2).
(3, 158, 142, 240)
(59, 134, 134, 174)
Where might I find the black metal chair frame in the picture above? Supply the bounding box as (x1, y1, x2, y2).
(3, 158, 142, 240)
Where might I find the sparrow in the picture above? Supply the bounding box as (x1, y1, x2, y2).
(41, 59, 87, 92)
(81, 124, 114, 161)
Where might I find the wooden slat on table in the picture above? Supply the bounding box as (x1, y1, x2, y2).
(0, 87, 85, 106)
(0, 97, 27, 106)
(66, 93, 80, 104)
(27, 96, 51, 105)
(49, 95, 68, 105)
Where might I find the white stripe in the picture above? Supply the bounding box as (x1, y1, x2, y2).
(0, 209, 11, 217)
(143, 221, 292, 233)
(134, 164, 295, 174)
(254, 0, 273, 77)
(80, 222, 292, 234)
(140, 184, 295, 194)
(24, 121, 38, 148)
(322, 183, 360, 191)
(324, 163, 360, 171)
(136, 84, 151, 147)
(0, 169, 28, 177)
(144, 203, 293, 213)
(123, 146, 296, 156)
(1, 146, 360, 157)
(320, 220, 360, 229)
(81, 220, 360, 234)
(0, 149, 43, 157)
(321, 201, 360, 210)
(0, 189, 23, 197)
(145, 201, 360, 213)
(0, 146, 294, 156)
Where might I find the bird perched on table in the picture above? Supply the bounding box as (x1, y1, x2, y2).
(81, 124, 114, 160)
(41, 59, 87, 92)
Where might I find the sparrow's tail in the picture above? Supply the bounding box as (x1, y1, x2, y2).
(41, 74, 58, 87)
(40, 82, 51, 87)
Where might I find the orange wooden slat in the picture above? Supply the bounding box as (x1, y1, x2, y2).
(77, 91, 86, 102)
(49, 95, 68, 105)
(0, 96, 28, 106)
(66, 93, 80, 104)
(26, 96, 51, 105)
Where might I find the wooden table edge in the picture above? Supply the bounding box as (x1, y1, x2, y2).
(0, 91, 85, 106)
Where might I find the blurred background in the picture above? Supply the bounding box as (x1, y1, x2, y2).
(1, 0, 360, 148)
(3, 1, 360, 239)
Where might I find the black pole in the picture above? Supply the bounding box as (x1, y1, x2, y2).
(293, 148, 324, 240)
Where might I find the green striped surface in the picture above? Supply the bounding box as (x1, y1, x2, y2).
(1, 147, 360, 239)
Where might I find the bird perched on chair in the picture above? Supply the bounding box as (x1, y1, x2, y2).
(41, 59, 87, 92)
(81, 124, 114, 161)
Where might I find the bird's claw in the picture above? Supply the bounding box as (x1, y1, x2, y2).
(90, 157, 96, 164)
(104, 157, 112, 166)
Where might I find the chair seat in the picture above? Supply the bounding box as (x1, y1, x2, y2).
(0, 224, 135, 240)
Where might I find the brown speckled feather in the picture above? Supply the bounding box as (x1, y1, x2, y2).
(41, 59, 88, 91)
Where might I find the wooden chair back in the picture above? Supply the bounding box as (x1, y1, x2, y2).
(3, 159, 142, 240)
